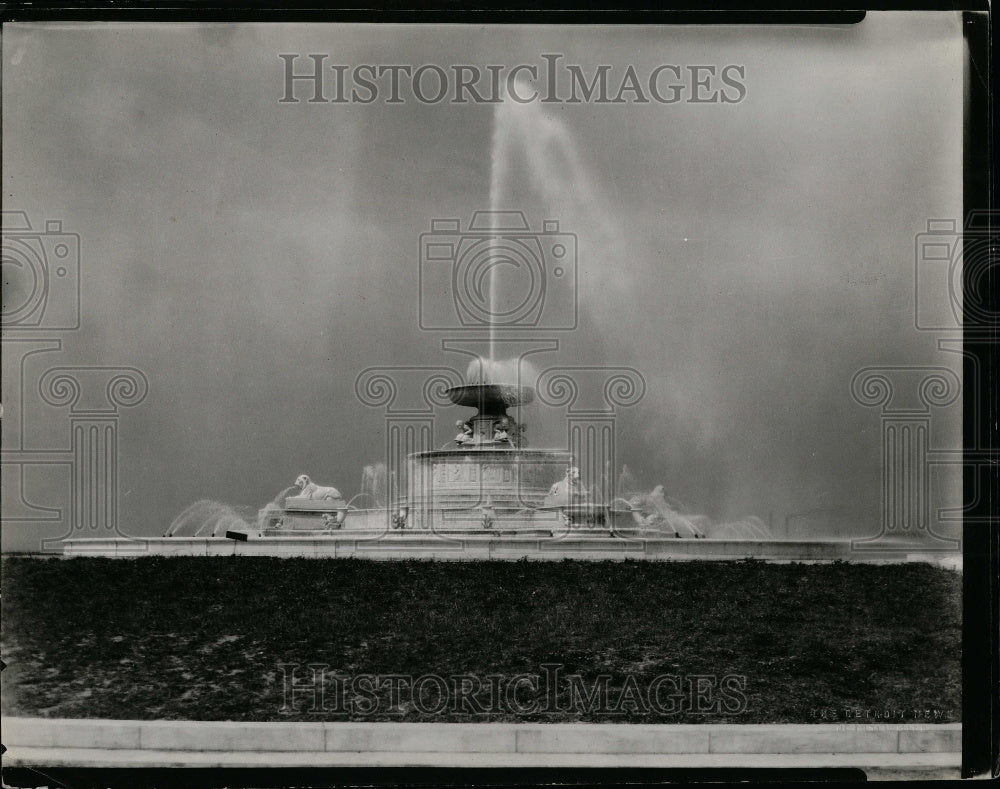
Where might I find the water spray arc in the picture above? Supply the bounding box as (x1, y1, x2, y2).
(155, 85, 774, 547)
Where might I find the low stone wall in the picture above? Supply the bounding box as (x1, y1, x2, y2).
(59, 536, 961, 566)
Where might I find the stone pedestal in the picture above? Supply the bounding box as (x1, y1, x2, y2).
(407, 448, 571, 530)
(404, 383, 570, 531)
(263, 496, 348, 532)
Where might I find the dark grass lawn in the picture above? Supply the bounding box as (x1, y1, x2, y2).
(1, 557, 960, 723)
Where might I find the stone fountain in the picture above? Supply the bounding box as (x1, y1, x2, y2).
(65, 368, 960, 565)
(404, 381, 572, 533)
(250, 378, 581, 536)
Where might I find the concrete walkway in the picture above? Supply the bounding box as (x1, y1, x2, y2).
(2, 718, 961, 773)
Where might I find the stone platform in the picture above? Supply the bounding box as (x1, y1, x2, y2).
(59, 534, 962, 566)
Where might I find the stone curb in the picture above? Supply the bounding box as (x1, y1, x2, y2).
(1, 747, 962, 771)
(3, 719, 961, 756)
(60, 537, 961, 566)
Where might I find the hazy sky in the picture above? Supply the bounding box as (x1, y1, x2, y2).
(2, 15, 964, 550)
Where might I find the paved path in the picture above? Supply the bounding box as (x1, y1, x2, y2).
(3, 719, 961, 773)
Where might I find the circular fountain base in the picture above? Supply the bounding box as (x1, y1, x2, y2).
(406, 447, 572, 531)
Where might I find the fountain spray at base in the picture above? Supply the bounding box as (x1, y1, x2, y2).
(162, 356, 769, 543)
(107, 377, 957, 563)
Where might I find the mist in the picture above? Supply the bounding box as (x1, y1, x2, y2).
(1, 16, 964, 550)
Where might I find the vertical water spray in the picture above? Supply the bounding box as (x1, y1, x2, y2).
(487, 90, 508, 372)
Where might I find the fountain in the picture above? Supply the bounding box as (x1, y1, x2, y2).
(241, 374, 581, 537)
(59, 87, 961, 566)
(405, 380, 573, 533)
(64, 381, 954, 562)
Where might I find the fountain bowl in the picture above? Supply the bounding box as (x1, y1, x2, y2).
(447, 384, 534, 410)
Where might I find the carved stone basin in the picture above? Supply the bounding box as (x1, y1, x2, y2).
(446, 384, 534, 411)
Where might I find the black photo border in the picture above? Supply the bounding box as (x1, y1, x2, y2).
(0, 1, 994, 785)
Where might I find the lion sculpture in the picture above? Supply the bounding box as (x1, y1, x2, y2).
(294, 474, 343, 501)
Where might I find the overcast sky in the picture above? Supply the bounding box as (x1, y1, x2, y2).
(2, 15, 964, 550)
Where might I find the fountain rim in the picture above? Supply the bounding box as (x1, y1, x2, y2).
(446, 383, 535, 409)
(409, 447, 572, 459)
